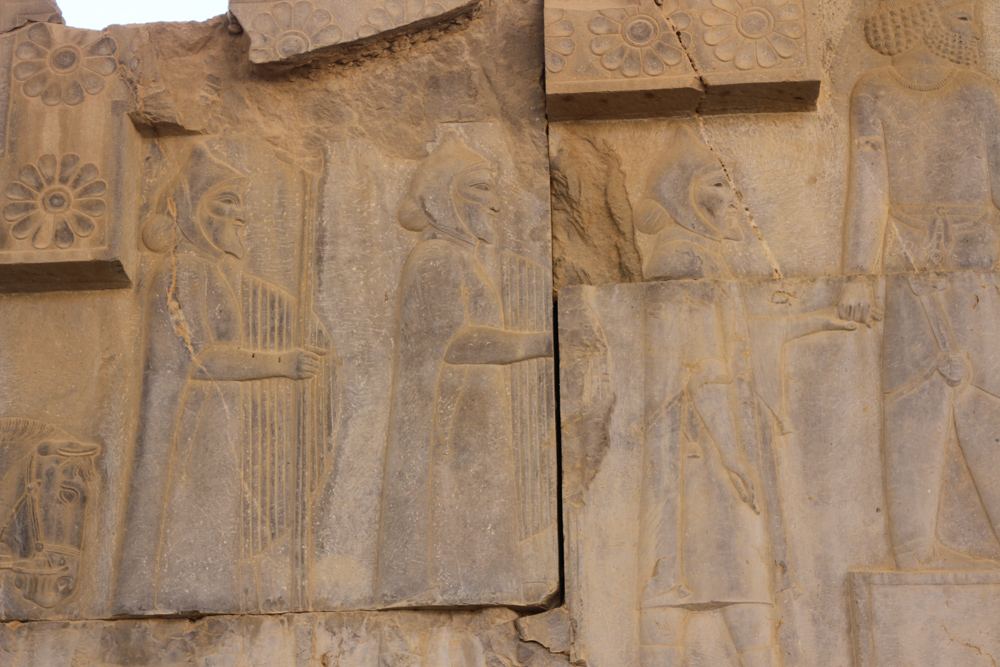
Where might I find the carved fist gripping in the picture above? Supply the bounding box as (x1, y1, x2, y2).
(838, 280, 882, 326)
(286, 347, 326, 380)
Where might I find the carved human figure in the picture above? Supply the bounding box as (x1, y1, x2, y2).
(633, 127, 854, 667)
(0, 419, 100, 609)
(113, 145, 326, 614)
(837, 0, 1000, 570)
(375, 132, 554, 607)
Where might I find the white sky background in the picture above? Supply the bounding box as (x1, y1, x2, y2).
(58, 0, 230, 30)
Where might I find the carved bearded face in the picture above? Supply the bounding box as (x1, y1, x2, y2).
(454, 165, 501, 245)
(925, 2, 981, 66)
(197, 181, 248, 259)
(864, 0, 981, 66)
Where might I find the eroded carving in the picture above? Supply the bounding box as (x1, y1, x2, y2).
(13, 23, 117, 107)
(544, 9, 575, 75)
(358, 0, 447, 39)
(231, 0, 480, 66)
(2, 154, 107, 250)
(375, 132, 554, 607)
(838, 0, 1000, 572)
(248, 1, 344, 63)
(113, 144, 338, 615)
(0, 419, 100, 609)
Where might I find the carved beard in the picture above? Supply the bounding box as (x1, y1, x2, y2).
(923, 18, 981, 67)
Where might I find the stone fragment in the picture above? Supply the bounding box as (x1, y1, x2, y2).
(516, 607, 572, 655)
(0, 0, 62, 35)
(229, 0, 481, 66)
(0, 23, 140, 292)
(544, 0, 820, 120)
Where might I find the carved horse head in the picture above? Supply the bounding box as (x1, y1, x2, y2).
(0, 420, 100, 609)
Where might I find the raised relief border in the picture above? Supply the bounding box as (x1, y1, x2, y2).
(545, 0, 820, 120)
(850, 571, 1000, 667)
(229, 0, 482, 66)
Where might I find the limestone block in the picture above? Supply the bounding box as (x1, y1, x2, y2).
(229, 0, 481, 65)
(544, 0, 821, 120)
(850, 571, 1000, 667)
(0, 0, 556, 621)
(0, 608, 571, 665)
(0, 23, 140, 293)
(0, 0, 62, 35)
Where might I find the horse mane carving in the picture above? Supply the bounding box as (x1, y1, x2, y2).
(0, 418, 100, 609)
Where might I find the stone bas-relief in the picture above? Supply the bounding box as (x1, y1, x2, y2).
(555, 0, 1000, 665)
(544, 0, 821, 120)
(229, 0, 482, 66)
(0, 22, 139, 292)
(376, 132, 556, 609)
(0, 0, 556, 625)
(112, 142, 339, 616)
(5, 0, 1000, 662)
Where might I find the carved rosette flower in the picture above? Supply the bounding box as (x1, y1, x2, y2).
(12, 23, 117, 107)
(357, 0, 445, 39)
(545, 9, 576, 74)
(589, 2, 691, 78)
(250, 1, 344, 62)
(3, 154, 107, 250)
(702, 0, 805, 70)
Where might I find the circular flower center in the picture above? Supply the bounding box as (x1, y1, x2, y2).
(737, 8, 775, 39)
(622, 16, 659, 47)
(276, 32, 310, 59)
(49, 45, 82, 73)
(42, 187, 72, 214)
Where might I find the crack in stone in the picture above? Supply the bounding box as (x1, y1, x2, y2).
(941, 621, 999, 666)
(659, 3, 782, 280)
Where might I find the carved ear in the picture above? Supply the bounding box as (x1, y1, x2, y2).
(634, 198, 673, 235)
(398, 191, 431, 232)
(142, 214, 177, 253)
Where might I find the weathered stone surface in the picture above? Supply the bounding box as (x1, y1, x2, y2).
(544, 0, 821, 120)
(3, 0, 1000, 663)
(229, 0, 481, 66)
(0, 0, 61, 36)
(0, 608, 572, 665)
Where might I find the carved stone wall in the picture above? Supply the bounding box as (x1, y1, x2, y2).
(1, 0, 999, 665)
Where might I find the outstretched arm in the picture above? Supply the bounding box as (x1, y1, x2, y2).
(191, 346, 323, 381)
(445, 326, 553, 366)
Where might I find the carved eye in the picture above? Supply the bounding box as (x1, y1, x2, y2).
(59, 486, 79, 504)
(472, 183, 491, 192)
(218, 196, 238, 205)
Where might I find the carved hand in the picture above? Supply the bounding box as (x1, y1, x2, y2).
(724, 462, 759, 515)
(787, 307, 859, 341)
(286, 347, 325, 380)
(837, 280, 881, 326)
